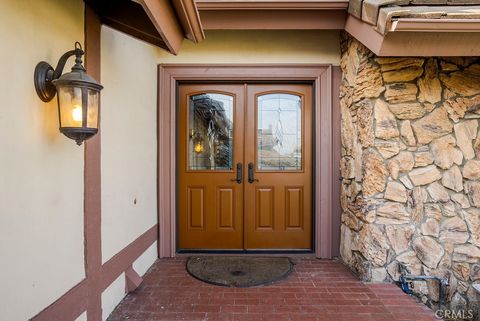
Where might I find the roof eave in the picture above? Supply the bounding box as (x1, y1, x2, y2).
(345, 14, 480, 56)
(135, 0, 206, 54)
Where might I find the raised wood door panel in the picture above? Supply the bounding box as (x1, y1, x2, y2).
(178, 84, 245, 249)
(244, 84, 313, 249)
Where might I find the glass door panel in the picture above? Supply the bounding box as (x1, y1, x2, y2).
(257, 93, 302, 171)
(188, 93, 234, 171)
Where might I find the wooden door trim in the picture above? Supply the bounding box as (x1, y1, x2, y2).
(158, 64, 336, 258)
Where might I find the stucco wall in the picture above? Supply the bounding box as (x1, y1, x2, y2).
(101, 26, 159, 264)
(0, 1, 86, 320)
(339, 33, 480, 318)
(157, 30, 340, 65)
(100, 26, 160, 319)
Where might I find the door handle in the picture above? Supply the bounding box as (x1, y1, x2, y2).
(248, 162, 258, 183)
(231, 162, 243, 184)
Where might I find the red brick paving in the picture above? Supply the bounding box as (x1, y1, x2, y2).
(107, 257, 441, 321)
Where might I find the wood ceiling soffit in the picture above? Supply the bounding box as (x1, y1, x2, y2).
(138, 0, 185, 55)
(84, 0, 170, 50)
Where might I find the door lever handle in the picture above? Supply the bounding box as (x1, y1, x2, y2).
(231, 162, 242, 184)
(248, 162, 258, 183)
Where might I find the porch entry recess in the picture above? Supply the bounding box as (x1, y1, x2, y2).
(178, 83, 313, 250)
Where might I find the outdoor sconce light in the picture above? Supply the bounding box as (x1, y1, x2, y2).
(34, 42, 103, 145)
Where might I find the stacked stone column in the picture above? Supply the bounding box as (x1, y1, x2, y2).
(339, 33, 480, 315)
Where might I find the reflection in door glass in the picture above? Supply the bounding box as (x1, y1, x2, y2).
(189, 93, 233, 170)
(257, 93, 302, 171)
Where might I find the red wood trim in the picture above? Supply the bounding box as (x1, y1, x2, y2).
(125, 265, 143, 293)
(315, 66, 333, 259)
(345, 15, 387, 55)
(195, 0, 349, 10)
(138, 0, 185, 55)
(101, 225, 158, 290)
(157, 64, 335, 258)
(30, 280, 88, 321)
(84, 4, 103, 321)
(157, 66, 176, 258)
(331, 66, 342, 258)
(200, 10, 346, 30)
(172, 0, 205, 43)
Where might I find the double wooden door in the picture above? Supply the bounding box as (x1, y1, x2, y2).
(178, 83, 312, 250)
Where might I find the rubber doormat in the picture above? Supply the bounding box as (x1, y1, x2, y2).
(186, 256, 293, 287)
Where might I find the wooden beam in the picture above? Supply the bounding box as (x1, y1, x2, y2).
(84, 4, 103, 321)
(138, 0, 185, 55)
(101, 0, 169, 50)
(83, 0, 170, 51)
(172, 0, 205, 43)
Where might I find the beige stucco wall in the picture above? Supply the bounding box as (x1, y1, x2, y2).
(100, 27, 159, 264)
(101, 273, 126, 321)
(158, 30, 340, 64)
(0, 1, 86, 320)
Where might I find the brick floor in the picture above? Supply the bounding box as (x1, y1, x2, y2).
(107, 257, 441, 321)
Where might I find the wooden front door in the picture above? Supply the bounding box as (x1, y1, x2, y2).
(178, 83, 312, 250)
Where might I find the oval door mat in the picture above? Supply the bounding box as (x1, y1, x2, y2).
(186, 256, 293, 287)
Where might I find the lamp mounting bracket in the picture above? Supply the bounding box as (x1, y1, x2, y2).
(34, 42, 85, 102)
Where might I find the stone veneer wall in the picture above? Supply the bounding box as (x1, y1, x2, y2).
(339, 33, 480, 316)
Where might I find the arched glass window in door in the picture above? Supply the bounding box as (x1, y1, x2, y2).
(257, 93, 302, 171)
(188, 93, 234, 170)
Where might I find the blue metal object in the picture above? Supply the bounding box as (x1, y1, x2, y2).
(399, 274, 414, 295)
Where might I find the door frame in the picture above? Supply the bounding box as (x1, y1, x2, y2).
(157, 64, 340, 259)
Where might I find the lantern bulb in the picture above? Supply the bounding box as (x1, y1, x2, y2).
(194, 142, 204, 153)
(72, 105, 83, 122)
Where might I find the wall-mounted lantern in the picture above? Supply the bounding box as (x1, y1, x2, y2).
(190, 130, 205, 154)
(34, 42, 103, 145)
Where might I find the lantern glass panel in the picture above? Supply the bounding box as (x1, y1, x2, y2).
(58, 86, 83, 128)
(87, 89, 99, 128)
